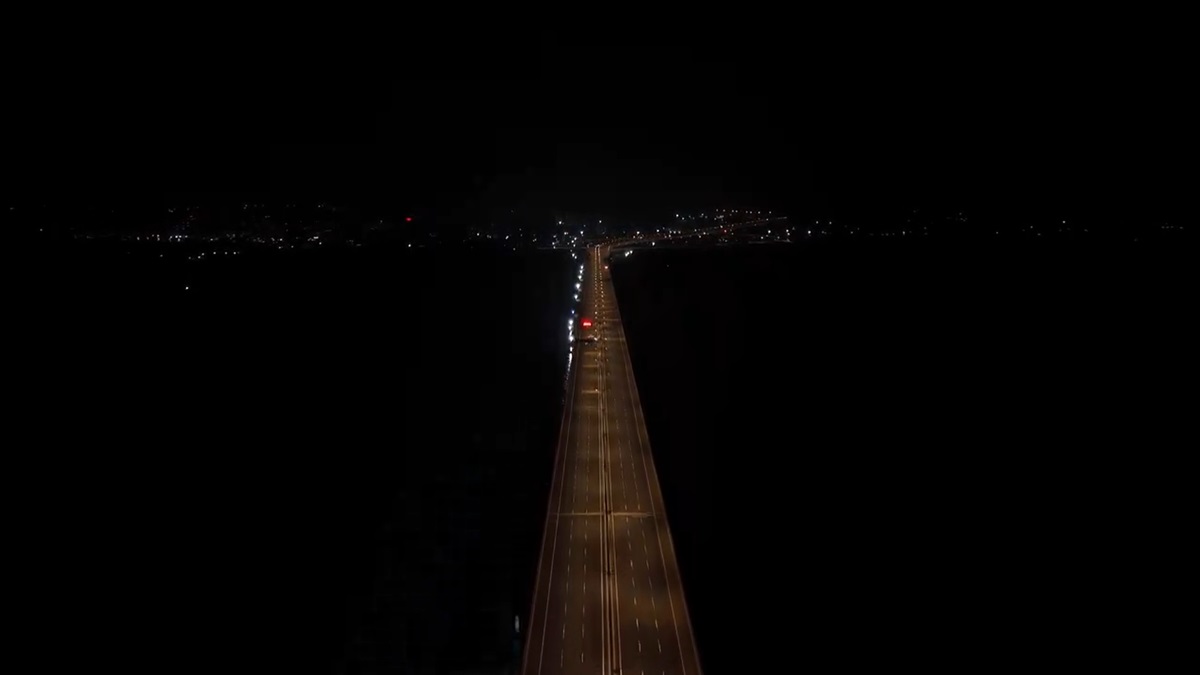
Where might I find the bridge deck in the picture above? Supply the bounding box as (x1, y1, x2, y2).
(522, 246, 702, 675)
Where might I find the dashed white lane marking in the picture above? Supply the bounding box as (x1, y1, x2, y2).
(636, 618, 639, 629)
(658, 638, 662, 653)
(638, 640, 642, 653)
(645, 558, 650, 569)
(655, 618, 659, 629)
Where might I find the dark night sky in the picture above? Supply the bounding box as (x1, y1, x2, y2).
(5, 19, 1191, 224)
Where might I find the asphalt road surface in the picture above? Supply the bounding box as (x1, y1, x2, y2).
(523, 247, 702, 675)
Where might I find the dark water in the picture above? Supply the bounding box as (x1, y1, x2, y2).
(13, 235, 1192, 672)
(612, 236, 1192, 671)
(15, 244, 574, 674)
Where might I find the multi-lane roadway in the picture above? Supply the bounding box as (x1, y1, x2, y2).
(523, 246, 702, 675)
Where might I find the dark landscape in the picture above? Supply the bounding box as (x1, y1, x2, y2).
(13, 225, 1190, 672)
(6, 19, 1192, 675)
